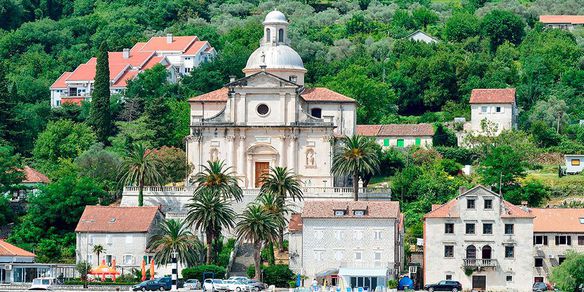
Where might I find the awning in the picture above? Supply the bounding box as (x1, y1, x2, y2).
(315, 268, 339, 278)
(339, 268, 388, 277)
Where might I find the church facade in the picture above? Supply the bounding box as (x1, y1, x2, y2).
(186, 11, 356, 189)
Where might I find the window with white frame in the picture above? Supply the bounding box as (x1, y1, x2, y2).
(314, 250, 324, 261)
(354, 250, 363, 261)
(88, 234, 94, 245)
(481, 106, 488, 113)
(334, 250, 344, 261)
(353, 230, 364, 241)
(123, 255, 134, 265)
(334, 230, 344, 240)
(314, 229, 324, 240)
(496, 106, 502, 113)
(373, 230, 382, 240)
(373, 251, 382, 261)
(106, 234, 113, 245)
(87, 254, 93, 264)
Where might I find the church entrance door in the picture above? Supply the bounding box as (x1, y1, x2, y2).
(255, 162, 270, 188)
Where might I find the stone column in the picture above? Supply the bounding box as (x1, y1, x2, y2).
(238, 132, 246, 179)
(246, 155, 253, 188)
(279, 134, 286, 167)
(226, 133, 236, 170)
(289, 134, 298, 173)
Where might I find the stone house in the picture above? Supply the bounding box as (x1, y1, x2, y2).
(356, 124, 434, 149)
(469, 88, 517, 136)
(539, 15, 584, 30)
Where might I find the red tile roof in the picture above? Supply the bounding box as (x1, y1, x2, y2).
(67, 60, 130, 82)
(530, 208, 584, 233)
(184, 41, 208, 55)
(112, 70, 139, 88)
(288, 213, 303, 232)
(378, 123, 434, 136)
(470, 88, 516, 104)
(0, 239, 35, 257)
(302, 200, 400, 219)
(20, 166, 49, 184)
(50, 72, 72, 89)
(189, 88, 229, 102)
(75, 206, 161, 233)
(301, 87, 355, 103)
(108, 51, 155, 68)
(142, 56, 165, 70)
(356, 125, 382, 136)
(131, 42, 147, 53)
(539, 15, 584, 24)
(139, 36, 198, 53)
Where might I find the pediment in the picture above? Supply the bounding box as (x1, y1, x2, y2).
(226, 71, 299, 89)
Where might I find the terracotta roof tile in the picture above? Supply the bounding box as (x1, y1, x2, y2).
(189, 88, 229, 102)
(0, 239, 35, 257)
(131, 42, 147, 53)
(530, 208, 584, 233)
(112, 70, 139, 88)
(184, 41, 208, 55)
(75, 206, 161, 233)
(108, 51, 155, 68)
(142, 56, 165, 70)
(378, 124, 435, 136)
(424, 199, 459, 218)
(139, 36, 198, 53)
(288, 213, 303, 232)
(66, 60, 130, 82)
(356, 125, 382, 136)
(20, 166, 49, 184)
(539, 15, 584, 24)
(50, 72, 72, 89)
(301, 87, 355, 103)
(301, 200, 400, 219)
(501, 201, 534, 218)
(470, 88, 516, 104)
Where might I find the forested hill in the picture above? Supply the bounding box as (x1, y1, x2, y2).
(0, 0, 584, 157)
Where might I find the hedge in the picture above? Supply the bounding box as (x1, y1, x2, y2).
(246, 265, 294, 288)
(182, 265, 226, 281)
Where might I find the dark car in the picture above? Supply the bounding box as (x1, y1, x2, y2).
(533, 282, 549, 292)
(132, 280, 166, 291)
(424, 280, 462, 292)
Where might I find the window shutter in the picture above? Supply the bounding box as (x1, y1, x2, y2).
(567, 236, 572, 246)
(555, 236, 559, 245)
(544, 236, 548, 245)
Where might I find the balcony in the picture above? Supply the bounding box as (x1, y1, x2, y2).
(463, 258, 498, 268)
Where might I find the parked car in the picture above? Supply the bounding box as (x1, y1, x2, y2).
(29, 277, 57, 290)
(224, 279, 252, 292)
(204, 279, 229, 291)
(246, 279, 267, 291)
(424, 280, 462, 292)
(184, 279, 202, 290)
(228, 276, 250, 282)
(132, 280, 166, 291)
(533, 282, 549, 292)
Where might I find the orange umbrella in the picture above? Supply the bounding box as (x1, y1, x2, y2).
(141, 259, 147, 281)
(150, 258, 155, 280)
(89, 259, 120, 282)
(112, 258, 117, 282)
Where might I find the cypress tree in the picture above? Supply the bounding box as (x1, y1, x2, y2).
(145, 96, 172, 148)
(0, 62, 17, 143)
(88, 41, 112, 145)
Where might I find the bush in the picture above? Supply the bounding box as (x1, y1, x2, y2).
(246, 265, 294, 288)
(182, 265, 226, 281)
(387, 279, 398, 289)
(435, 146, 479, 165)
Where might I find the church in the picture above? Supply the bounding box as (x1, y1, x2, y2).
(187, 11, 356, 189)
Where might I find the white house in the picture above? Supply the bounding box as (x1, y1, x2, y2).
(356, 124, 434, 149)
(408, 30, 438, 44)
(50, 34, 215, 107)
(530, 208, 584, 283)
(186, 10, 356, 189)
(289, 200, 403, 288)
(564, 154, 584, 174)
(539, 15, 584, 30)
(423, 185, 534, 291)
(469, 88, 517, 135)
(75, 206, 165, 275)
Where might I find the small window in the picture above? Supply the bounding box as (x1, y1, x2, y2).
(505, 224, 514, 235)
(334, 210, 346, 216)
(334, 230, 344, 240)
(506, 275, 513, 282)
(444, 245, 454, 258)
(313, 250, 323, 261)
(353, 210, 365, 216)
(314, 230, 324, 240)
(467, 199, 476, 209)
(106, 254, 113, 265)
(572, 159, 581, 166)
(535, 258, 543, 267)
(266, 28, 271, 42)
(278, 29, 284, 42)
(185, 57, 191, 60)
(533, 235, 548, 245)
(373, 230, 382, 240)
(558, 256, 566, 265)
(397, 139, 404, 147)
(481, 106, 488, 113)
(123, 255, 134, 265)
(445, 275, 452, 280)
(496, 106, 501, 113)
(578, 236, 584, 245)
(555, 235, 571, 245)
(505, 246, 514, 258)
(374, 251, 382, 261)
(484, 199, 493, 209)
(483, 223, 493, 235)
(415, 138, 421, 146)
(256, 104, 269, 116)
(310, 108, 322, 118)
(383, 139, 390, 147)
(354, 251, 363, 261)
(444, 223, 454, 234)
(465, 223, 475, 234)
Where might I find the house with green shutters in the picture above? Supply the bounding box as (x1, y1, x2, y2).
(356, 124, 435, 149)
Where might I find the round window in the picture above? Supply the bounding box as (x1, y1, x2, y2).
(257, 104, 269, 116)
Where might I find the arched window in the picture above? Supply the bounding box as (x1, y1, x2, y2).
(311, 108, 322, 118)
(466, 245, 476, 259)
(482, 245, 492, 259)
(266, 28, 271, 42)
(278, 29, 284, 42)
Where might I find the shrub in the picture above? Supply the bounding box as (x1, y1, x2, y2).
(182, 265, 226, 281)
(435, 146, 479, 165)
(387, 279, 398, 289)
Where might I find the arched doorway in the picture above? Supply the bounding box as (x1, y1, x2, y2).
(482, 245, 492, 259)
(247, 144, 279, 188)
(466, 245, 476, 259)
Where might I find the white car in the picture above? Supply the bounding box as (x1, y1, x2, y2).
(228, 276, 250, 282)
(184, 279, 201, 290)
(29, 277, 57, 290)
(224, 280, 252, 292)
(204, 279, 228, 291)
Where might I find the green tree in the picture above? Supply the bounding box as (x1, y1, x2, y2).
(76, 261, 92, 282)
(191, 160, 243, 202)
(110, 117, 156, 154)
(186, 190, 236, 265)
(144, 96, 174, 148)
(331, 135, 380, 201)
(444, 12, 479, 42)
(118, 143, 162, 206)
(0, 144, 23, 193)
(150, 146, 191, 185)
(88, 41, 112, 145)
(92, 244, 105, 265)
(148, 219, 203, 266)
(235, 204, 278, 280)
(433, 124, 457, 147)
(0, 62, 18, 143)
(480, 10, 525, 50)
(412, 7, 439, 29)
(478, 145, 526, 193)
(528, 97, 568, 134)
(549, 251, 584, 292)
(75, 143, 122, 193)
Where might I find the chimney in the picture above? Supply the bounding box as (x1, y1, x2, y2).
(122, 48, 130, 59)
(229, 75, 236, 83)
(521, 201, 528, 207)
(166, 33, 173, 44)
(458, 186, 467, 195)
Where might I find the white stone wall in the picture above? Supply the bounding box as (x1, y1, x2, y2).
(293, 218, 399, 283)
(424, 190, 534, 291)
(305, 103, 356, 137)
(76, 232, 151, 268)
(470, 103, 516, 134)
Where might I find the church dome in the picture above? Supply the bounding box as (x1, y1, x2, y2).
(245, 45, 305, 71)
(263, 10, 287, 24)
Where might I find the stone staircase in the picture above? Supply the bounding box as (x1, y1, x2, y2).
(230, 242, 255, 276)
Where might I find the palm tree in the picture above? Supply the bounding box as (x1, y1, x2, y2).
(191, 160, 242, 202)
(235, 204, 278, 280)
(147, 219, 204, 266)
(118, 143, 162, 206)
(331, 135, 380, 201)
(92, 245, 105, 265)
(259, 167, 303, 202)
(186, 190, 236, 264)
(257, 191, 292, 252)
